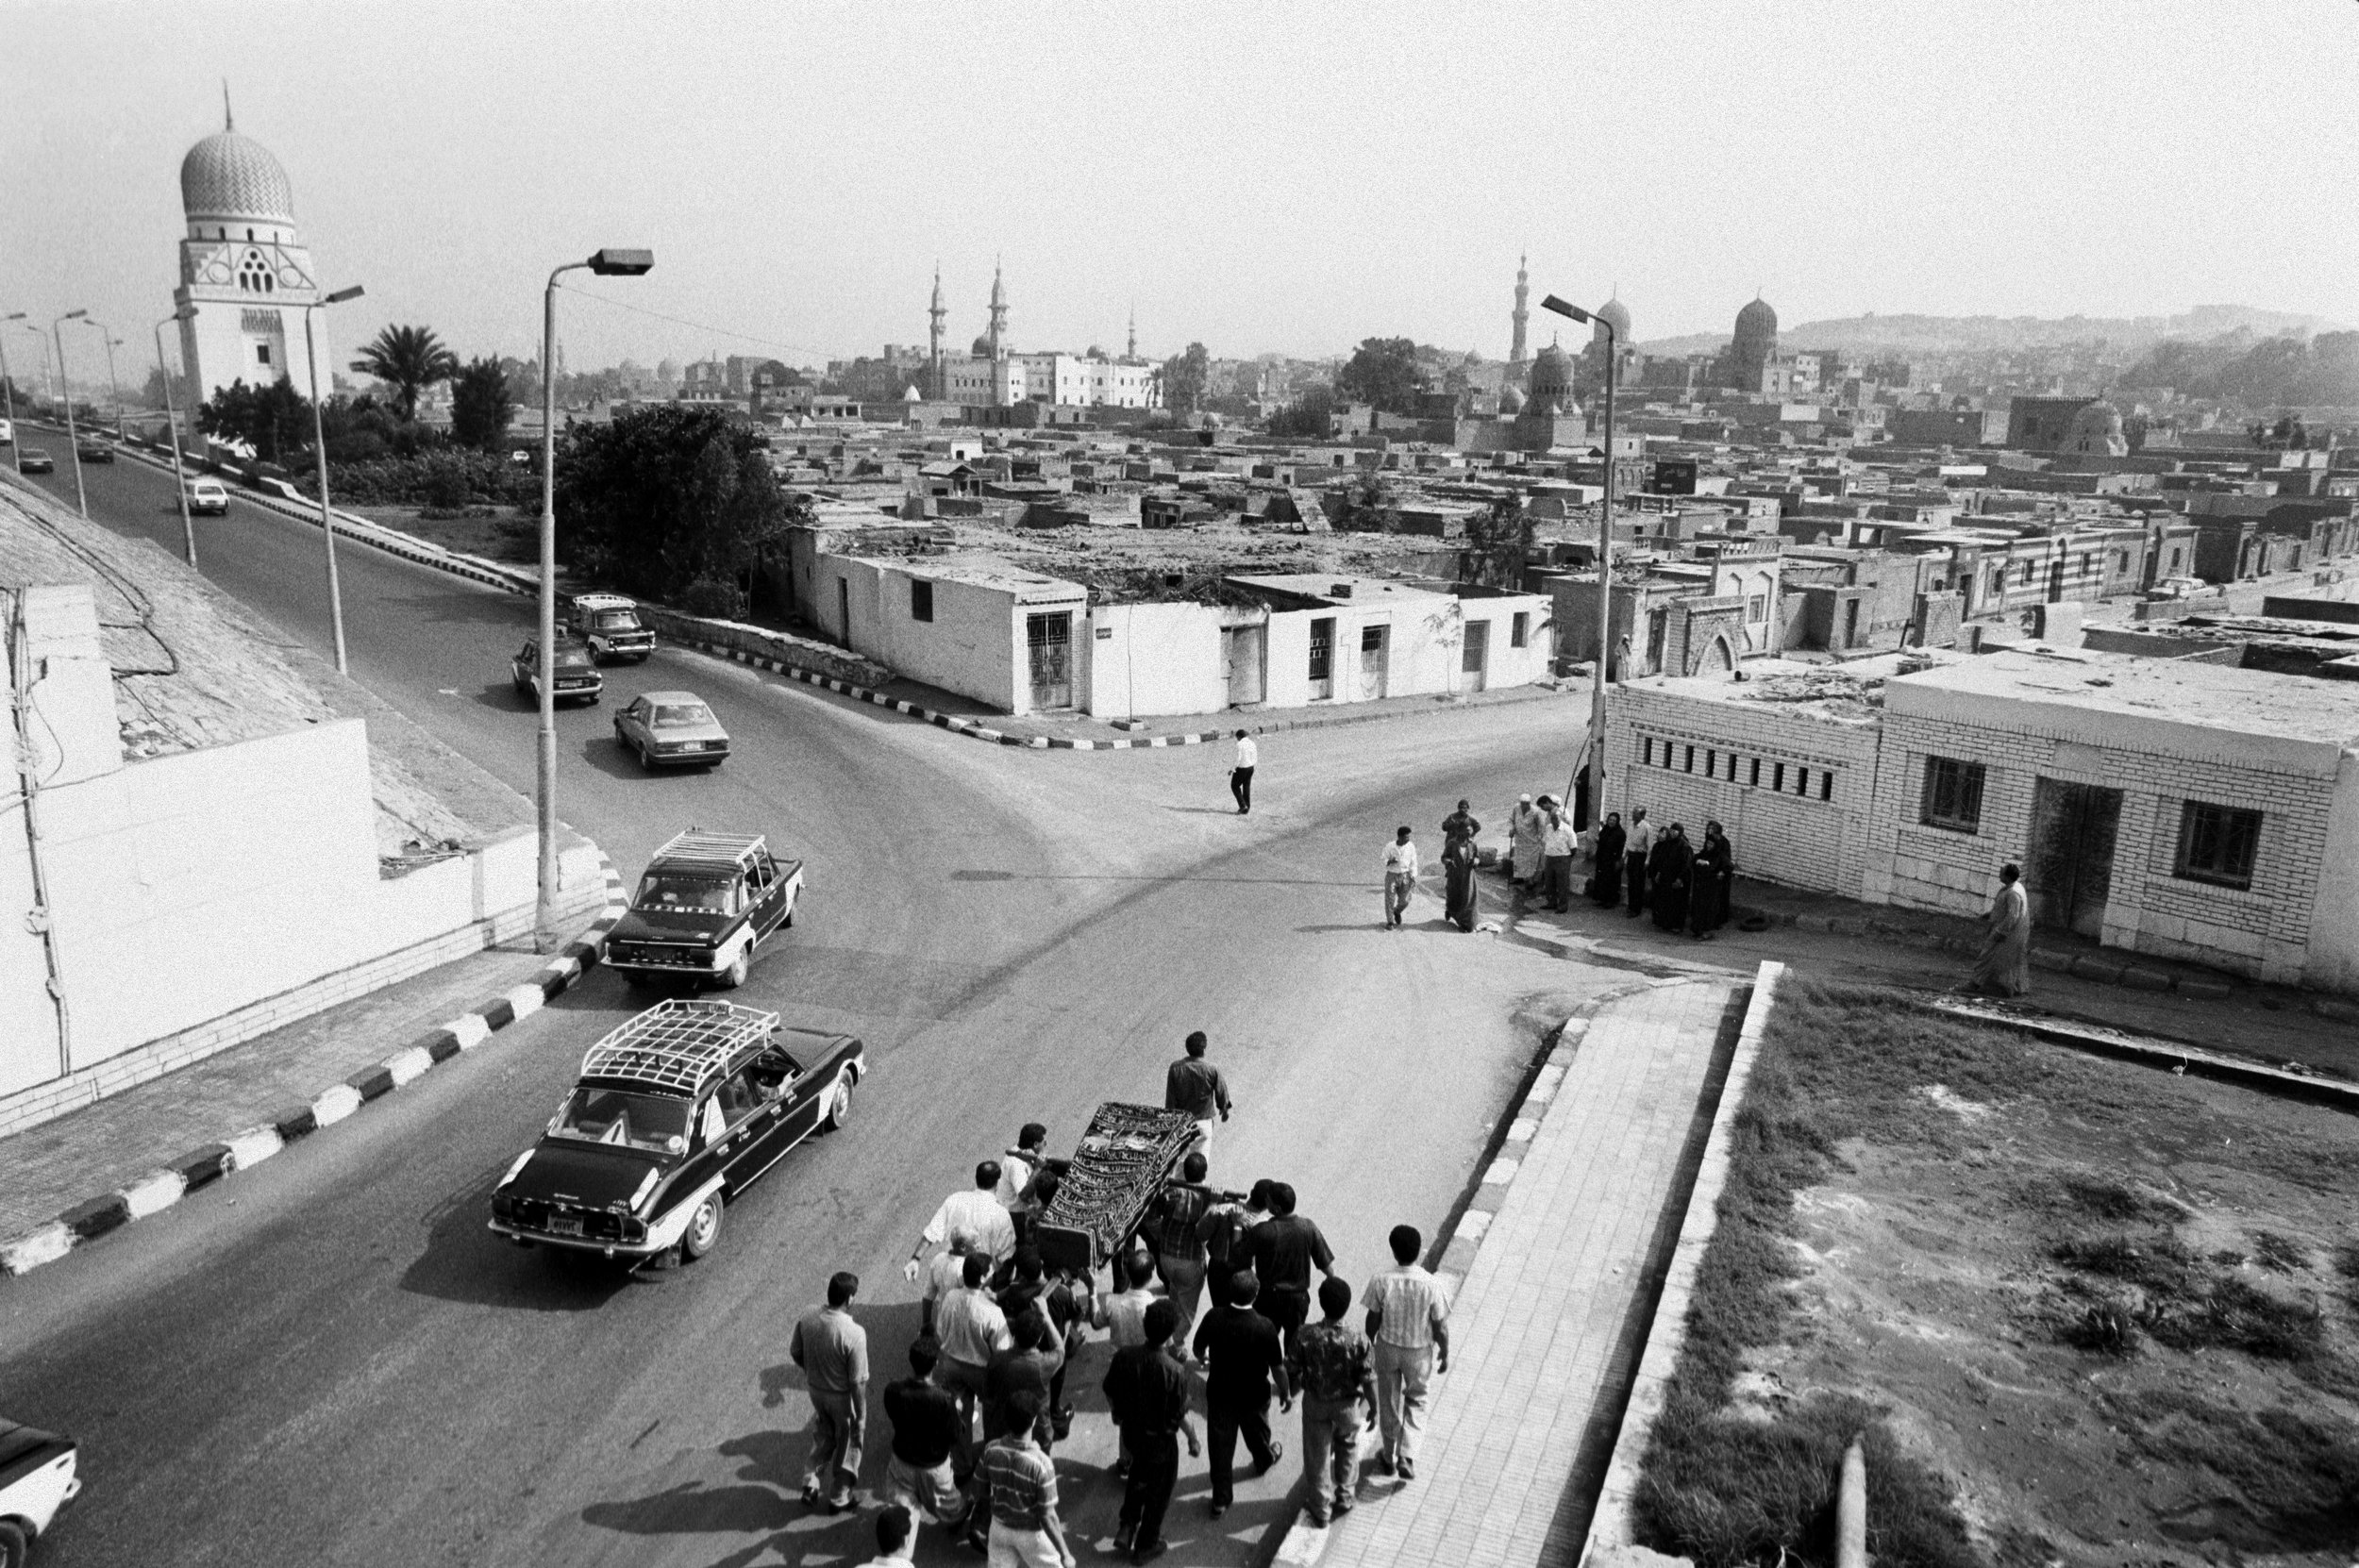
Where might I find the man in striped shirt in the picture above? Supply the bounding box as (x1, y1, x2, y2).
(975, 1390, 1076, 1568)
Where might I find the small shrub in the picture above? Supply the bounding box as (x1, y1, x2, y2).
(2062, 1299, 2141, 1356)
(677, 579, 740, 619)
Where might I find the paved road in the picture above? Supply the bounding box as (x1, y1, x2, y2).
(2, 439, 1615, 1566)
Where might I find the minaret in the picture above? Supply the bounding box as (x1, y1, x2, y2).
(1510, 254, 1531, 367)
(1127, 307, 1137, 361)
(987, 259, 1008, 359)
(928, 263, 946, 400)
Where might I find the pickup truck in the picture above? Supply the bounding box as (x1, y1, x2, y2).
(568, 593, 657, 664)
(603, 828, 803, 990)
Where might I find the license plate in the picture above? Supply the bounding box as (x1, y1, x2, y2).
(678, 742, 704, 751)
(547, 1212, 583, 1237)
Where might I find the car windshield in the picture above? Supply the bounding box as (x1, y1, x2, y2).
(551, 1086, 693, 1153)
(651, 702, 716, 728)
(635, 872, 740, 914)
(593, 610, 642, 631)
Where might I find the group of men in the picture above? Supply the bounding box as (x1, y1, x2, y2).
(795, 1031, 1454, 1567)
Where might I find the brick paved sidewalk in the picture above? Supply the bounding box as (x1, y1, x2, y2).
(1316, 976, 1741, 1568)
(0, 940, 583, 1240)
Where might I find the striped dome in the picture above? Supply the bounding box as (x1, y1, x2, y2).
(180, 130, 294, 224)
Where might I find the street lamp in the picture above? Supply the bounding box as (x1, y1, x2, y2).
(302, 284, 365, 675)
(18, 323, 54, 410)
(1, 312, 25, 476)
(82, 320, 125, 442)
(537, 247, 653, 949)
(52, 309, 88, 516)
(154, 308, 197, 568)
(1542, 292, 1618, 829)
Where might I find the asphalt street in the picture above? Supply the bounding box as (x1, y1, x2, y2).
(1, 439, 1617, 1566)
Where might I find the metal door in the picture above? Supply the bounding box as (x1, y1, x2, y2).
(2028, 778, 2121, 938)
(1308, 617, 1335, 700)
(1223, 624, 1264, 707)
(1358, 624, 1388, 700)
(1027, 611, 1072, 709)
(1462, 619, 1490, 692)
(836, 577, 850, 645)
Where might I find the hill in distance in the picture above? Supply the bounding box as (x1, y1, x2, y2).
(1636, 304, 2337, 359)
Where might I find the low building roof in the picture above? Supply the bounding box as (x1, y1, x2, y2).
(896, 555, 1086, 600)
(1226, 573, 1453, 608)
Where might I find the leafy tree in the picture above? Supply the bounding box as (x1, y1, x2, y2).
(1267, 385, 1336, 439)
(350, 325, 460, 420)
(450, 357, 516, 451)
(2120, 412, 2149, 455)
(553, 403, 797, 605)
(1335, 337, 1424, 414)
(1162, 342, 1210, 415)
(196, 377, 311, 464)
(1334, 475, 1401, 533)
(1462, 496, 1535, 589)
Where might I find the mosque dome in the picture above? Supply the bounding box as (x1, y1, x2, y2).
(1527, 343, 1577, 413)
(1497, 382, 1526, 415)
(180, 129, 295, 225)
(1735, 296, 1778, 338)
(1594, 296, 1632, 342)
(2066, 399, 2127, 456)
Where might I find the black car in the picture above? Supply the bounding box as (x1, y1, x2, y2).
(488, 999, 864, 1265)
(73, 439, 112, 464)
(604, 829, 803, 990)
(510, 636, 603, 706)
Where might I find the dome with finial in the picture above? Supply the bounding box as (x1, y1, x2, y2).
(1594, 295, 1631, 341)
(180, 94, 295, 225)
(1526, 342, 1577, 413)
(1735, 296, 1777, 338)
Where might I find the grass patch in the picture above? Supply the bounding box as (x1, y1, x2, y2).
(2339, 1243, 2359, 1311)
(1633, 978, 1983, 1568)
(2253, 1230, 2312, 1274)
(2105, 1390, 2359, 1552)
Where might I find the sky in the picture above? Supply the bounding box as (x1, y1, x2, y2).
(4, 0, 2355, 386)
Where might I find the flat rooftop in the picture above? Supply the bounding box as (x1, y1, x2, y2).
(1889, 648, 2359, 747)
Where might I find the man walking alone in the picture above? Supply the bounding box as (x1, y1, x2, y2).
(1362, 1226, 1450, 1480)
(791, 1270, 870, 1512)
(1230, 729, 1257, 815)
(1164, 1031, 1233, 1153)
(1381, 826, 1419, 928)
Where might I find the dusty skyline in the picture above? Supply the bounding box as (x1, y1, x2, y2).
(4, 0, 2354, 378)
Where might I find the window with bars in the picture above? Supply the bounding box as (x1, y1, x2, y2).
(2174, 800, 2260, 889)
(1920, 756, 1984, 832)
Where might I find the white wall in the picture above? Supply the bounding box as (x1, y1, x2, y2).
(1084, 602, 1227, 718)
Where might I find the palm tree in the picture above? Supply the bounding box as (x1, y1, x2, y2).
(350, 325, 460, 421)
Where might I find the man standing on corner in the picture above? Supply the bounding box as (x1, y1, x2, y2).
(1624, 806, 1656, 920)
(1230, 728, 1257, 815)
(1164, 1030, 1232, 1153)
(1362, 1225, 1451, 1481)
(791, 1270, 870, 1512)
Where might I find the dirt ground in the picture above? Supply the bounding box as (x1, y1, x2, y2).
(346, 503, 536, 564)
(1746, 1009, 2359, 1566)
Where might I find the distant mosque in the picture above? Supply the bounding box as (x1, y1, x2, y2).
(928, 262, 1158, 412)
(174, 92, 334, 407)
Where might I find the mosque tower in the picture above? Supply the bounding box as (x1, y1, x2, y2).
(1127, 307, 1137, 362)
(986, 260, 1008, 359)
(929, 264, 947, 400)
(1509, 255, 1531, 369)
(174, 91, 330, 407)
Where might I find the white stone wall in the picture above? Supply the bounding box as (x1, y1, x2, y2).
(1083, 602, 1228, 718)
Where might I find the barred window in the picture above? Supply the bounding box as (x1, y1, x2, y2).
(2175, 800, 2259, 890)
(1920, 756, 1984, 832)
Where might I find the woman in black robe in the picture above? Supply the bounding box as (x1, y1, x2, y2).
(1589, 811, 1625, 907)
(1444, 833, 1479, 931)
(1648, 823, 1693, 933)
(1688, 821, 1733, 937)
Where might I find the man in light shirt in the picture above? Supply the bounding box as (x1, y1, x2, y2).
(1381, 826, 1419, 928)
(907, 1161, 1016, 1283)
(933, 1252, 1015, 1474)
(1624, 807, 1656, 920)
(922, 1228, 977, 1338)
(1230, 728, 1258, 815)
(791, 1270, 871, 1511)
(1360, 1225, 1451, 1481)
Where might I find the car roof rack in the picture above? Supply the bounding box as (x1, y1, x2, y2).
(579, 999, 781, 1098)
(648, 826, 767, 876)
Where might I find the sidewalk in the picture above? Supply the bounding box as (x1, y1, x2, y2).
(1313, 976, 1742, 1568)
(0, 935, 592, 1244)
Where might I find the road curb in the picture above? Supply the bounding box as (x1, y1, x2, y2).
(0, 857, 627, 1282)
(1579, 960, 1784, 1566)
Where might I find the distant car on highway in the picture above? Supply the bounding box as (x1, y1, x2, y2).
(17, 448, 53, 475)
(567, 592, 656, 663)
(73, 438, 112, 464)
(612, 690, 729, 770)
(486, 997, 863, 1266)
(604, 828, 802, 989)
(510, 636, 603, 706)
(183, 477, 229, 515)
(0, 1414, 81, 1563)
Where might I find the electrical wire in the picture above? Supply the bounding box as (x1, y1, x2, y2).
(554, 283, 832, 364)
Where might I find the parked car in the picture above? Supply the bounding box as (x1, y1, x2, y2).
(73, 438, 112, 464)
(486, 998, 863, 1265)
(0, 1415, 81, 1563)
(567, 593, 657, 663)
(183, 478, 229, 516)
(612, 690, 729, 770)
(510, 637, 603, 706)
(604, 828, 802, 990)
(18, 449, 54, 475)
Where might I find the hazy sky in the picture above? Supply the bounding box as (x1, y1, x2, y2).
(5, 0, 2354, 382)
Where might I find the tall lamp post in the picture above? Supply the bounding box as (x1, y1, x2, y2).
(1541, 293, 1617, 828)
(21, 322, 55, 409)
(83, 321, 125, 442)
(52, 309, 89, 516)
(154, 308, 197, 567)
(301, 284, 365, 674)
(538, 247, 653, 950)
(1, 312, 25, 475)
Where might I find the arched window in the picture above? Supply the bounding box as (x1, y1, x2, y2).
(236, 251, 275, 294)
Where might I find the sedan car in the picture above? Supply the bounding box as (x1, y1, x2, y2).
(17, 448, 54, 475)
(0, 1415, 80, 1562)
(183, 478, 229, 515)
(510, 638, 603, 706)
(73, 438, 112, 464)
(488, 999, 865, 1266)
(613, 690, 730, 770)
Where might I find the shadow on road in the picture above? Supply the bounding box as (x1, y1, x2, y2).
(578, 733, 725, 781)
(396, 1164, 644, 1311)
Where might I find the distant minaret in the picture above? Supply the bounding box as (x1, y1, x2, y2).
(987, 259, 1008, 359)
(1510, 254, 1531, 367)
(1127, 307, 1137, 361)
(929, 263, 946, 400)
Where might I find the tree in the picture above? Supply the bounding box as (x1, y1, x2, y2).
(350, 325, 460, 420)
(1335, 475, 1401, 533)
(450, 357, 516, 451)
(1163, 342, 1210, 415)
(1267, 385, 1335, 439)
(553, 403, 796, 606)
(196, 377, 311, 464)
(1462, 495, 1535, 589)
(1335, 337, 1424, 414)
